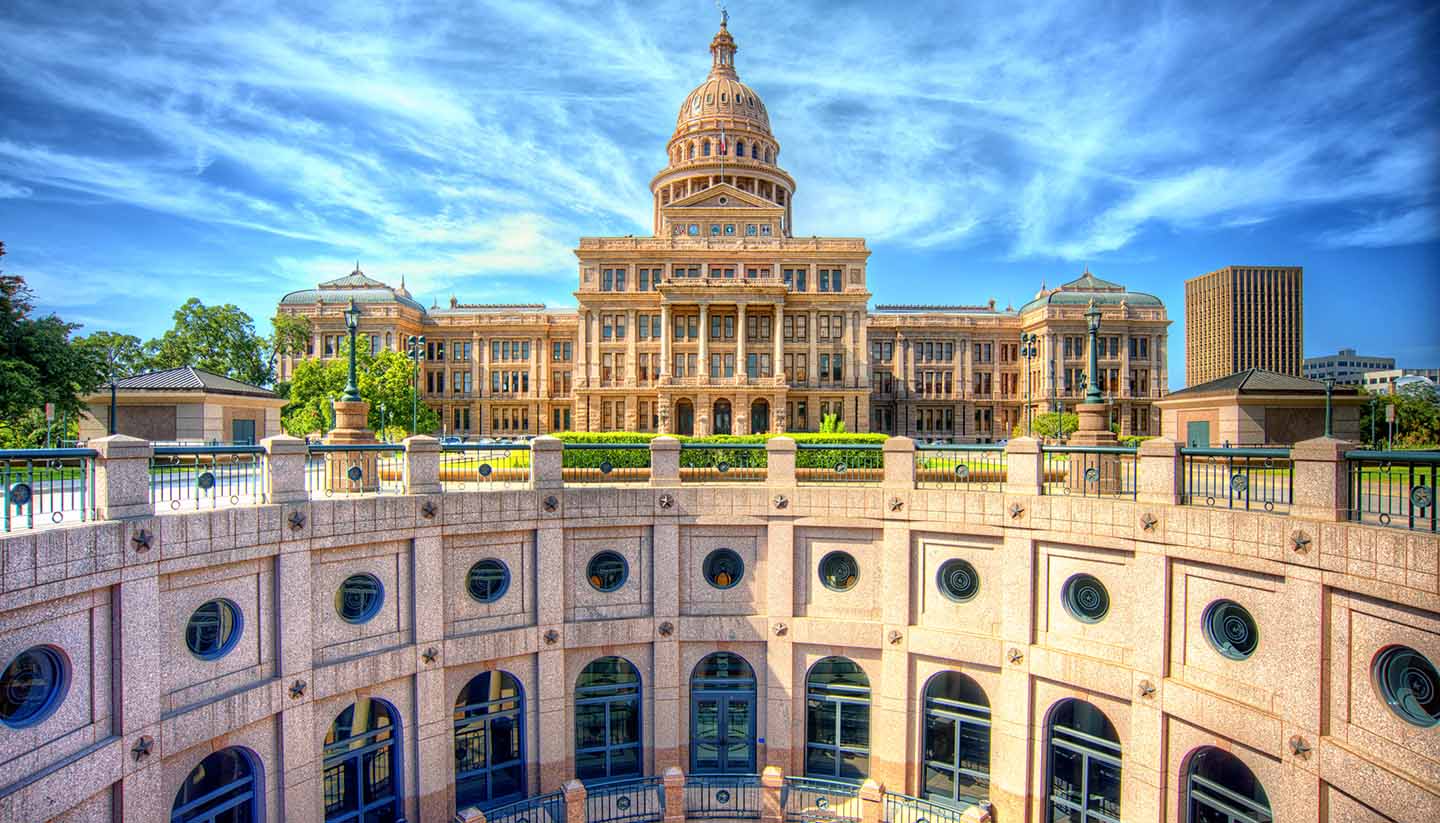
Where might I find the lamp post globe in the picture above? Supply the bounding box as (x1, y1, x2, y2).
(342, 298, 362, 402)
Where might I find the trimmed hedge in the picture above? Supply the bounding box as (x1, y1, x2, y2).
(547, 431, 888, 470)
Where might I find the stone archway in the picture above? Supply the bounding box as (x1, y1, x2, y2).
(675, 399, 695, 436)
(750, 399, 770, 434)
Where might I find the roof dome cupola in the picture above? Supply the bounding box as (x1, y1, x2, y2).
(710, 14, 738, 79)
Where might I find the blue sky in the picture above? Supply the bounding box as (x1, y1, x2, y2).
(0, 0, 1436, 388)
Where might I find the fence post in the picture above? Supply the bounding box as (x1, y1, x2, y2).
(663, 766, 687, 823)
(92, 434, 154, 520)
(760, 766, 784, 823)
(959, 802, 994, 822)
(563, 779, 588, 823)
(1003, 437, 1044, 496)
(533, 435, 564, 490)
(651, 436, 682, 486)
(882, 437, 916, 489)
(767, 437, 797, 486)
(1291, 436, 1351, 522)
(859, 779, 884, 823)
(261, 434, 308, 504)
(456, 806, 487, 823)
(402, 435, 442, 495)
(1137, 436, 1182, 505)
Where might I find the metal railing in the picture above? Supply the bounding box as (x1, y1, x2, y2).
(781, 777, 862, 823)
(1040, 446, 1138, 499)
(305, 443, 406, 497)
(680, 443, 767, 483)
(440, 442, 532, 489)
(684, 774, 762, 820)
(585, 776, 665, 823)
(916, 444, 1007, 491)
(478, 789, 566, 823)
(563, 443, 652, 484)
(150, 445, 267, 511)
(1, 448, 97, 532)
(1180, 447, 1292, 514)
(796, 443, 885, 484)
(882, 791, 973, 823)
(1346, 450, 1438, 532)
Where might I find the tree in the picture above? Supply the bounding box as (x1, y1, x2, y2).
(0, 241, 105, 443)
(270, 312, 312, 361)
(74, 330, 148, 381)
(145, 298, 272, 386)
(281, 342, 438, 437)
(1359, 384, 1440, 449)
(1015, 411, 1078, 440)
(819, 413, 847, 433)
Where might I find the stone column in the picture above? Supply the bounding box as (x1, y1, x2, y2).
(532, 435, 564, 489)
(662, 767, 686, 823)
(323, 399, 379, 493)
(1137, 436, 1182, 506)
(737, 302, 748, 384)
(117, 558, 165, 820)
(651, 436, 681, 486)
(627, 309, 638, 387)
(807, 310, 818, 389)
(882, 436, 915, 489)
(760, 767, 784, 823)
(262, 434, 308, 504)
(699, 303, 710, 375)
(661, 303, 673, 383)
(563, 781, 588, 823)
(91, 434, 153, 520)
(858, 780, 885, 823)
(590, 311, 601, 389)
(1003, 437, 1044, 495)
(573, 312, 585, 390)
(766, 436, 796, 485)
(773, 304, 784, 378)
(1291, 436, 1351, 521)
(403, 435, 442, 495)
(413, 527, 451, 821)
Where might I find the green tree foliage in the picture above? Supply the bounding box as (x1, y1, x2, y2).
(270, 313, 312, 361)
(1013, 411, 1079, 440)
(282, 342, 438, 437)
(0, 241, 104, 443)
(74, 330, 148, 381)
(819, 413, 847, 433)
(1363, 383, 1440, 449)
(145, 298, 272, 386)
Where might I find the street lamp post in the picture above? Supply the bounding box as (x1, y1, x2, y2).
(1369, 395, 1378, 446)
(1323, 377, 1335, 438)
(1084, 304, 1103, 405)
(108, 381, 117, 435)
(342, 299, 362, 403)
(379, 403, 387, 442)
(407, 334, 426, 434)
(1020, 332, 1038, 437)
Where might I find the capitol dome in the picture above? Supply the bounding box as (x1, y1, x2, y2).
(674, 23, 772, 135)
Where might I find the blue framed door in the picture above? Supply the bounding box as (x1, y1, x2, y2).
(690, 692, 756, 773)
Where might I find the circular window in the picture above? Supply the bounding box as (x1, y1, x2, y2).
(335, 574, 384, 623)
(703, 548, 744, 589)
(1061, 573, 1110, 623)
(0, 646, 68, 728)
(186, 599, 243, 660)
(718, 196, 729, 205)
(587, 551, 628, 592)
(467, 559, 510, 603)
(1373, 645, 1440, 727)
(819, 551, 859, 592)
(1203, 599, 1259, 660)
(937, 558, 980, 602)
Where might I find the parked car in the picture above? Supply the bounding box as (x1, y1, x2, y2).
(439, 436, 463, 446)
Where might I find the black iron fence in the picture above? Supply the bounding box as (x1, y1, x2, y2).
(563, 443, 652, 484)
(781, 776, 862, 823)
(684, 774, 762, 820)
(1, 448, 97, 532)
(680, 443, 767, 483)
(1346, 450, 1438, 532)
(1040, 446, 1138, 499)
(150, 445, 267, 510)
(882, 791, 972, 823)
(585, 776, 665, 823)
(305, 444, 406, 497)
(477, 789, 565, 823)
(796, 443, 885, 484)
(916, 444, 1007, 491)
(440, 442, 532, 489)
(1180, 447, 1293, 514)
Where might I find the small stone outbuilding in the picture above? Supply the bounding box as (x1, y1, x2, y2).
(80, 366, 285, 444)
(1156, 368, 1364, 446)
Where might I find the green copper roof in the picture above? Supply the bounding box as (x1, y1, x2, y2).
(1018, 270, 1163, 313)
(280, 267, 425, 311)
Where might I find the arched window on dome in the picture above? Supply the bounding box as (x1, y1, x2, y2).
(702, 140, 711, 157)
(688, 143, 696, 160)
(736, 140, 745, 158)
(765, 147, 772, 163)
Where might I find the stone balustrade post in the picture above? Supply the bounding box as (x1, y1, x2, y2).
(261, 434, 308, 504)
(959, 802, 994, 823)
(563, 779, 588, 823)
(663, 766, 686, 823)
(882, 436, 915, 489)
(456, 806, 487, 823)
(91, 434, 154, 520)
(1136, 436, 1183, 505)
(651, 436, 682, 486)
(760, 766, 784, 823)
(1003, 436, 1044, 496)
(402, 435, 442, 495)
(532, 435, 564, 489)
(858, 779, 884, 823)
(766, 436, 796, 485)
(1291, 436, 1352, 522)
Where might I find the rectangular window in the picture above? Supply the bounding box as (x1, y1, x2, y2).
(710, 314, 722, 340)
(615, 269, 627, 291)
(638, 315, 649, 340)
(819, 354, 830, 383)
(615, 315, 626, 340)
(832, 353, 844, 382)
(723, 315, 734, 340)
(602, 316, 613, 341)
(688, 316, 699, 339)
(601, 269, 614, 291)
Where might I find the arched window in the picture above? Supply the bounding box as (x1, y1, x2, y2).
(713, 399, 732, 435)
(323, 699, 401, 823)
(702, 140, 711, 157)
(689, 143, 696, 160)
(172, 748, 259, 823)
(455, 671, 525, 810)
(1187, 748, 1272, 823)
(1046, 700, 1120, 823)
(575, 657, 642, 780)
(765, 148, 772, 163)
(690, 652, 757, 774)
(805, 657, 870, 780)
(736, 140, 745, 158)
(922, 672, 990, 807)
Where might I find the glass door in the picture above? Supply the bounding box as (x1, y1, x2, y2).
(691, 693, 756, 773)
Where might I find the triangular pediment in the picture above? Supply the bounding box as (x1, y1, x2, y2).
(667, 183, 780, 211)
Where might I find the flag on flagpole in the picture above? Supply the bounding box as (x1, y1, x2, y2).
(719, 125, 727, 155)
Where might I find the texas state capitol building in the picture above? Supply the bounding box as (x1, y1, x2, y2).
(278, 22, 1170, 441)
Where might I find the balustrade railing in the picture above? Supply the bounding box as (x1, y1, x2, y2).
(441, 442, 532, 489)
(150, 445, 267, 510)
(478, 789, 566, 823)
(1346, 450, 1438, 532)
(916, 444, 1006, 490)
(680, 443, 767, 482)
(781, 777, 862, 823)
(1, 448, 97, 532)
(563, 443, 652, 483)
(1180, 447, 1292, 514)
(1040, 446, 1138, 499)
(796, 443, 884, 484)
(882, 792, 972, 823)
(585, 776, 665, 823)
(684, 774, 762, 820)
(305, 443, 406, 497)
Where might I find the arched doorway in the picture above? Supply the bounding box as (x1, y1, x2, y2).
(805, 656, 870, 780)
(323, 699, 401, 823)
(713, 399, 733, 435)
(1186, 747, 1272, 822)
(1046, 699, 1121, 823)
(750, 399, 770, 434)
(690, 652, 757, 774)
(575, 657, 642, 781)
(454, 671, 525, 810)
(676, 400, 695, 437)
(172, 747, 260, 823)
(921, 672, 991, 807)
